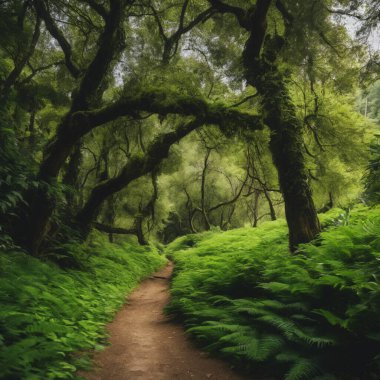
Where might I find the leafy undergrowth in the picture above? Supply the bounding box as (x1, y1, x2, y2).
(0, 233, 166, 379)
(166, 206, 380, 380)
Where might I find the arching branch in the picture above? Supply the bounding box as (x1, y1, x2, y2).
(70, 89, 263, 137)
(208, 0, 250, 30)
(18, 61, 64, 85)
(75, 118, 205, 233)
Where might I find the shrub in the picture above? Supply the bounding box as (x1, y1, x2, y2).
(167, 206, 380, 380)
(0, 233, 166, 379)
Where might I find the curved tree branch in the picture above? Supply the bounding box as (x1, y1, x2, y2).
(75, 118, 205, 233)
(18, 60, 64, 85)
(70, 89, 264, 137)
(208, 0, 250, 30)
(229, 92, 259, 108)
(80, 0, 108, 19)
(71, 0, 127, 110)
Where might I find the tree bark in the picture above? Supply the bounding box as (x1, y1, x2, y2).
(134, 215, 148, 245)
(245, 41, 320, 251)
(63, 142, 83, 214)
(19, 0, 126, 254)
(102, 195, 117, 243)
(209, 0, 320, 250)
(263, 189, 276, 221)
(132, 169, 159, 246)
(200, 148, 212, 230)
(252, 190, 260, 227)
(240, 0, 320, 251)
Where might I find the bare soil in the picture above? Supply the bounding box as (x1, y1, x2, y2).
(82, 262, 249, 380)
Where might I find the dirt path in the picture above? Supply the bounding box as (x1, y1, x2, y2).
(82, 262, 249, 380)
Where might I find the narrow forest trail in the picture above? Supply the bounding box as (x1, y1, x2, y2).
(82, 262, 249, 380)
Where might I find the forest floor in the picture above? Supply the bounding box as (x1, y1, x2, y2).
(81, 262, 249, 380)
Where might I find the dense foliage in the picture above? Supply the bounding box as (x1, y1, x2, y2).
(1, 0, 380, 378)
(166, 206, 380, 379)
(0, 0, 378, 255)
(364, 137, 380, 204)
(0, 235, 166, 379)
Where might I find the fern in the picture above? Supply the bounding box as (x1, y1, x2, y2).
(285, 358, 321, 380)
(222, 333, 284, 362)
(167, 205, 380, 379)
(0, 233, 166, 379)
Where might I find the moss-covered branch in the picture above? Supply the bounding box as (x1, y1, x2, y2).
(70, 89, 263, 136)
(75, 118, 205, 235)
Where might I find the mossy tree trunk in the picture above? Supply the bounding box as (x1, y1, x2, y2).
(63, 142, 83, 215)
(239, 0, 321, 251)
(243, 38, 321, 251)
(18, 0, 126, 254)
(257, 63, 320, 250)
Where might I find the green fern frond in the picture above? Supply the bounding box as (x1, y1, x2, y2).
(167, 205, 380, 380)
(222, 333, 284, 362)
(256, 314, 300, 340)
(285, 358, 321, 380)
(312, 309, 349, 329)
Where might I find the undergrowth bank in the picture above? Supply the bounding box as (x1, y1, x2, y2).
(0, 233, 166, 379)
(167, 206, 380, 380)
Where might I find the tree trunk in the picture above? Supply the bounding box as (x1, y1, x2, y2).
(246, 51, 320, 251)
(131, 169, 159, 246)
(19, 124, 79, 254)
(200, 148, 211, 230)
(318, 192, 334, 213)
(239, 0, 321, 251)
(263, 189, 276, 221)
(21, 191, 56, 255)
(252, 190, 260, 227)
(28, 110, 36, 147)
(134, 215, 148, 245)
(102, 195, 116, 243)
(63, 142, 83, 214)
(16, 0, 126, 254)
